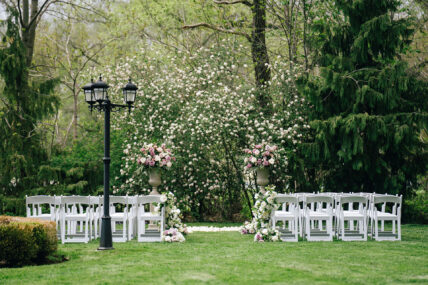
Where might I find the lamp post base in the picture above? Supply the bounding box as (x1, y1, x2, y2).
(99, 216, 114, 250)
(97, 247, 115, 251)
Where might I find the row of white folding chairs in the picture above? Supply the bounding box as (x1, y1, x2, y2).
(26, 195, 165, 243)
(271, 192, 402, 242)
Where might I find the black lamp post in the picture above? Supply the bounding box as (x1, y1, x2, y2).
(83, 75, 138, 250)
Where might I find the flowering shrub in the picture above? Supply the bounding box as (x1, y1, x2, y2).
(162, 228, 185, 243)
(244, 143, 279, 170)
(137, 143, 175, 168)
(90, 41, 312, 220)
(254, 228, 280, 242)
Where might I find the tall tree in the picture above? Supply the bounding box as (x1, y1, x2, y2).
(298, 0, 428, 195)
(0, 10, 59, 195)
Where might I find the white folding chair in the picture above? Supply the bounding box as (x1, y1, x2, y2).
(60, 196, 92, 243)
(337, 195, 368, 241)
(272, 194, 299, 242)
(26, 195, 56, 221)
(136, 195, 165, 242)
(110, 196, 129, 242)
(371, 194, 402, 241)
(303, 195, 334, 241)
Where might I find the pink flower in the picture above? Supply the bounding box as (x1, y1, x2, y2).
(263, 160, 269, 166)
(264, 151, 270, 156)
(166, 156, 171, 161)
(149, 160, 155, 166)
(246, 163, 252, 168)
(137, 158, 142, 165)
(140, 147, 145, 152)
(257, 159, 262, 165)
(255, 144, 262, 149)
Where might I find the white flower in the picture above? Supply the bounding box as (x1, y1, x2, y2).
(155, 155, 161, 161)
(251, 157, 257, 163)
(262, 228, 268, 235)
(160, 194, 167, 203)
(272, 235, 279, 242)
(166, 161, 172, 168)
(268, 158, 275, 165)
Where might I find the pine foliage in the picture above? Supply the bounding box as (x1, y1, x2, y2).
(0, 11, 59, 196)
(298, 0, 428, 194)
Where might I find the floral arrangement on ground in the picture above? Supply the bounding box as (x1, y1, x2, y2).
(155, 192, 189, 242)
(240, 185, 281, 242)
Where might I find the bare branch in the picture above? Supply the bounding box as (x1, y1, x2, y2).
(213, 0, 252, 6)
(182, 23, 251, 41)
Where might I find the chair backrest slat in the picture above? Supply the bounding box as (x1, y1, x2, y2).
(275, 195, 298, 204)
(137, 195, 162, 205)
(373, 195, 401, 204)
(339, 195, 368, 205)
(110, 196, 128, 205)
(61, 196, 91, 205)
(305, 195, 333, 204)
(26, 195, 55, 205)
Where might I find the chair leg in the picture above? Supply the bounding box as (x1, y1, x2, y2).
(363, 219, 367, 241)
(137, 219, 141, 242)
(294, 217, 298, 241)
(375, 218, 379, 241)
(398, 218, 401, 241)
(306, 217, 310, 240)
(123, 219, 127, 241)
(85, 220, 88, 243)
(61, 217, 65, 244)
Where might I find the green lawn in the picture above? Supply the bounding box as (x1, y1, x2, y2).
(1, 224, 427, 284)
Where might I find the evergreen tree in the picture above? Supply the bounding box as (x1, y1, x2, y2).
(298, 0, 428, 195)
(0, 10, 59, 196)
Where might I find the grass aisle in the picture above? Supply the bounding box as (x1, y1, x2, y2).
(1, 224, 427, 284)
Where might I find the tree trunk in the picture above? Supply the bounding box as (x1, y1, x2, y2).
(21, 0, 39, 67)
(251, 0, 271, 108)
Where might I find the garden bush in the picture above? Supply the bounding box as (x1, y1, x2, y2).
(403, 189, 428, 224)
(0, 216, 57, 267)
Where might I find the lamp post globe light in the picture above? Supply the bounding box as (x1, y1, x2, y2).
(83, 75, 138, 250)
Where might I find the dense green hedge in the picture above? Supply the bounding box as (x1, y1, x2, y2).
(0, 216, 57, 267)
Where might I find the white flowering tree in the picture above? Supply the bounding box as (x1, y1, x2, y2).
(88, 39, 312, 220)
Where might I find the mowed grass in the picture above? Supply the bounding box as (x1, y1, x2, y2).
(0, 224, 427, 284)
